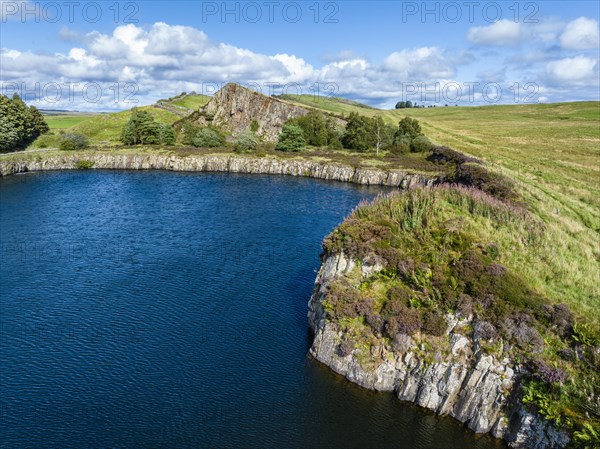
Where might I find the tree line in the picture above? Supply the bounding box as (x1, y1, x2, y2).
(277, 111, 433, 154)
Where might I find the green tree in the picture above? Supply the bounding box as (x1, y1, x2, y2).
(120, 108, 161, 145)
(395, 101, 406, 109)
(158, 124, 176, 146)
(192, 127, 225, 148)
(0, 94, 49, 152)
(276, 124, 305, 152)
(397, 116, 422, 140)
(341, 112, 376, 152)
(373, 116, 396, 156)
(181, 122, 200, 145)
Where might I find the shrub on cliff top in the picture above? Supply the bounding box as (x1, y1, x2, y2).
(193, 127, 225, 148)
(428, 146, 481, 165)
(454, 162, 518, 202)
(59, 132, 89, 151)
(234, 130, 260, 152)
(410, 135, 434, 153)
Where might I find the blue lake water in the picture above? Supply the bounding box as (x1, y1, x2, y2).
(0, 171, 505, 448)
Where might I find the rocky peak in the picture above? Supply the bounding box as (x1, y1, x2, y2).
(186, 83, 315, 142)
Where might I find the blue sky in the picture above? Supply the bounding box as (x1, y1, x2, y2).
(1, 1, 599, 110)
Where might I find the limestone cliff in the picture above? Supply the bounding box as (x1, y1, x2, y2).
(177, 83, 330, 142)
(308, 252, 570, 449)
(0, 152, 434, 189)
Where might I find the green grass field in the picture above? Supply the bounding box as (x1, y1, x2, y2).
(44, 115, 98, 130)
(295, 97, 600, 325)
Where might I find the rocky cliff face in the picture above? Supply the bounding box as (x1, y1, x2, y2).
(308, 252, 570, 449)
(0, 152, 434, 189)
(182, 83, 321, 142)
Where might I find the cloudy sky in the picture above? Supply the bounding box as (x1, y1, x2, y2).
(1, 0, 599, 110)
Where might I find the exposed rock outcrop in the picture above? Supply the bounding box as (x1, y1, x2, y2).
(308, 252, 570, 449)
(179, 83, 331, 142)
(0, 152, 435, 189)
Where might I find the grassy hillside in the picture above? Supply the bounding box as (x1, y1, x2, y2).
(295, 99, 599, 324)
(395, 103, 600, 326)
(32, 106, 181, 149)
(32, 93, 210, 148)
(167, 93, 210, 110)
(45, 114, 99, 130)
(277, 94, 376, 115)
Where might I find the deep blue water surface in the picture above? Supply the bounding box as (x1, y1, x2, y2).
(0, 171, 506, 448)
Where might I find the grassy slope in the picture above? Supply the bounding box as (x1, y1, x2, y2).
(33, 94, 210, 148)
(45, 115, 99, 130)
(167, 94, 210, 110)
(289, 96, 599, 324)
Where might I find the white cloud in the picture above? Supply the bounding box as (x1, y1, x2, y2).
(270, 54, 315, 83)
(546, 55, 598, 84)
(2, 20, 597, 110)
(2, 21, 471, 109)
(58, 27, 81, 42)
(383, 47, 457, 78)
(560, 17, 600, 50)
(468, 20, 525, 46)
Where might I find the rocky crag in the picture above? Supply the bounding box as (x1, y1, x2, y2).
(177, 83, 333, 142)
(308, 252, 570, 449)
(0, 152, 434, 188)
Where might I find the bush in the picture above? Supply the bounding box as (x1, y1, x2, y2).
(410, 135, 434, 153)
(59, 133, 89, 151)
(428, 146, 481, 165)
(383, 302, 422, 336)
(474, 320, 498, 341)
(454, 162, 518, 202)
(338, 339, 355, 357)
(422, 310, 447, 336)
(529, 360, 568, 384)
(250, 119, 259, 132)
(388, 142, 410, 155)
(276, 124, 305, 152)
(193, 128, 225, 148)
(76, 159, 94, 169)
(234, 131, 260, 152)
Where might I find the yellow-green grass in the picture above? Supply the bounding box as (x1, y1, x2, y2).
(167, 94, 210, 110)
(388, 103, 600, 326)
(44, 115, 98, 130)
(278, 94, 376, 115)
(298, 98, 599, 326)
